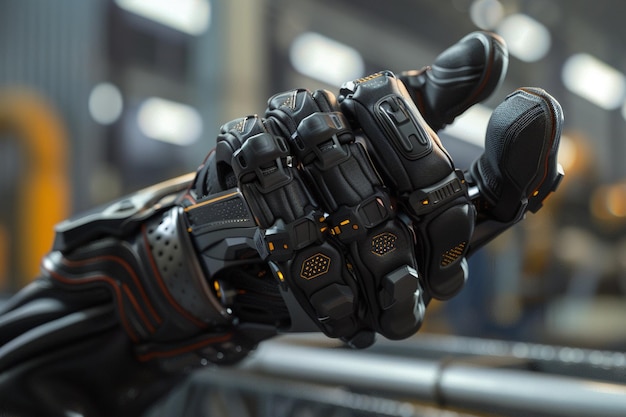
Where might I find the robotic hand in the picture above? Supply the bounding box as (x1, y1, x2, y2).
(0, 31, 563, 417)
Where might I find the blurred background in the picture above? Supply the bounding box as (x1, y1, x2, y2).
(2, 1, 626, 413)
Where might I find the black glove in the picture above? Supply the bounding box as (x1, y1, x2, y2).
(213, 67, 481, 343)
(207, 33, 562, 347)
(0, 30, 564, 417)
(228, 88, 426, 346)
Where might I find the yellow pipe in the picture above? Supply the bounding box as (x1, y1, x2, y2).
(0, 88, 70, 287)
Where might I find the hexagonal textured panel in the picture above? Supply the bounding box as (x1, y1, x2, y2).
(371, 232, 397, 256)
(300, 253, 331, 280)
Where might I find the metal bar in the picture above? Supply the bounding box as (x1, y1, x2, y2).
(241, 335, 626, 417)
(242, 341, 441, 400)
(439, 363, 626, 417)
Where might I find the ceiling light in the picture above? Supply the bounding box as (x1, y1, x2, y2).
(137, 97, 203, 146)
(470, 0, 505, 30)
(89, 83, 123, 125)
(497, 14, 551, 62)
(289, 32, 365, 87)
(563, 53, 625, 110)
(115, 0, 211, 36)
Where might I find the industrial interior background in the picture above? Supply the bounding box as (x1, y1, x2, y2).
(1, 1, 626, 416)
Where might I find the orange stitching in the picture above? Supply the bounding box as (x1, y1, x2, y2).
(120, 284, 156, 334)
(45, 266, 140, 343)
(61, 255, 162, 325)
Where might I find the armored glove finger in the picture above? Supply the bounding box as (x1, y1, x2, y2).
(339, 71, 476, 300)
(216, 115, 373, 346)
(466, 87, 564, 254)
(265, 89, 426, 342)
(399, 31, 508, 131)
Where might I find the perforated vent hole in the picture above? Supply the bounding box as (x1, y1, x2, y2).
(148, 215, 183, 279)
(146, 210, 219, 321)
(147, 227, 155, 250)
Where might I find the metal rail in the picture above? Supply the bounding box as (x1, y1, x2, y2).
(240, 334, 626, 417)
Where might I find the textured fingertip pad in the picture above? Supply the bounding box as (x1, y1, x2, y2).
(420, 203, 474, 300)
(471, 87, 564, 223)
